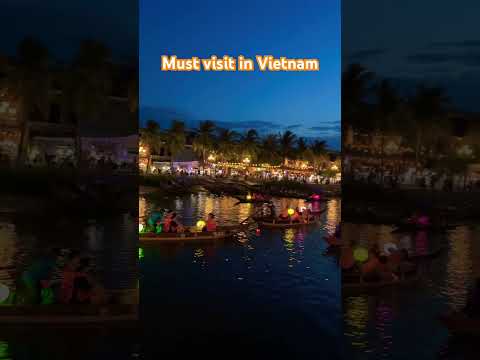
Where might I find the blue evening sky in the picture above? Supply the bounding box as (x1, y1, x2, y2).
(140, 0, 340, 149)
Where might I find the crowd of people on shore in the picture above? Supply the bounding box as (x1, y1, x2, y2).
(346, 163, 480, 191)
(13, 249, 107, 305)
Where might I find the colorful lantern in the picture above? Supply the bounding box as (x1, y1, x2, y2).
(196, 220, 206, 229)
(353, 247, 369, 262)
(287, 208, 295, 216)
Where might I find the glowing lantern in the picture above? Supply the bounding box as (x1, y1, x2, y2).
(353, 247, 369, 263)
(139, 223, 144, 233)
(287, 208, 295, 216)
(196, 220, 206, 229)
(256, 228, 261, 236)
(0, 283, 9, 303)
(312, 194, 321, 200)
(246, 194, 252, 200)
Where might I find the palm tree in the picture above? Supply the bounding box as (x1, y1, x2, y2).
(279, 130, 297, 165)
(166, 120, 186, 157)
(193, 120, 216, 166)
(342, 63, 375, 142)
(309, 140, 328, 170)
(409, 86, 450, 167)
(375, 79, 399, 182)
(260, 134, 280, 164)
(240, 129, 259, 162)
(69, 39, 112, 167)
(8, 37, 51, 165)
(217, 128, 239, 162)
(140, 120, 162, 173)
(297, 137, 308, 158)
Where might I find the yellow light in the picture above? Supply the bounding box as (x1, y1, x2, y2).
(246, 194, 252, 200)
(353, 247, 369, 262)
(0, 283, 9, 303)
(287, 208, 295, 216)
(196, 220, 206, 229)
(208, 154, 216, 161)
(243, 157, 250, 164)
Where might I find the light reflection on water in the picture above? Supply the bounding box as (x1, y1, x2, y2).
(0, 213, 139, 359)
(140, 192, 342, 357)
(0, 215, 138, 294)
(343, 222, 479, 360)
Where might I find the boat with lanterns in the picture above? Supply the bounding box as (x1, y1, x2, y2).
(139, 222, 251, 243)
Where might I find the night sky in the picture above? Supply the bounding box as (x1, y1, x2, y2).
(140, 0, 341, 149)
(0, 0, 137, 62)
(343, 0, 480, 112)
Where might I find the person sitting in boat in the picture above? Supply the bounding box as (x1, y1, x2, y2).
(203, 213, 218, 232)
(291, 209, 301, 223)
(361, 250, 380, 281)
(162, 212, 173, 232)
(168, 213, 186, 233)
(267, 204, 276, 219)
(18, 248, 62, 304)
(59, 251, 82, 304)
(279, 208, 290, 221)
(377, 256, 399, 281)
(70, 258, 93, 304)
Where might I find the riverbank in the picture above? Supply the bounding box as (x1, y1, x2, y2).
(343, 183, 480, 224)
(0, 167, 137, 216)
(140, 174, 341, 200)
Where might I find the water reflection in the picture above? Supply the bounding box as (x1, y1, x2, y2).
(0, 214, 138, 301)
(140, 193, 342, 357)
(343, 222, 479, 359)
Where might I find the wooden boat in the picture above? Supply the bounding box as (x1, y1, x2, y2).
(410, 246, 446, 261)
(258, 217, 320, 229)
(234, 196, 272, 204)
(139, 224, 249, 243)
(342, 269, 421, 295)
(0, 304, 138, 325)
(439, 312, 480, 336)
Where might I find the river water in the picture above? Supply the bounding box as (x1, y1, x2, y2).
(342, 222, 480, 360)
(139, 192, 343, 358)
(0, 210, 139, 359)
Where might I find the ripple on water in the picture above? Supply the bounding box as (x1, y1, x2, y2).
(343, 223, 480, 360)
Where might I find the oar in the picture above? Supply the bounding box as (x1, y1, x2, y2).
(240, 216, 251, 225)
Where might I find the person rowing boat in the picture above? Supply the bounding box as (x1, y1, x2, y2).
(202, 213, 218, 232)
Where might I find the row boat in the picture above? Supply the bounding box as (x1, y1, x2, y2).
(0, 304, 138, 325)
(139, 224, 250, 243)
(257, 208, 326, 229)
(234, 197, 272, 204)
(342, 269, 421, 295)
(258, 218, 320, 229)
